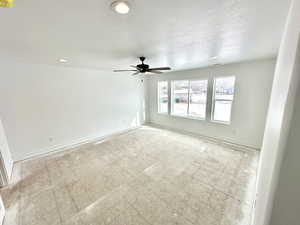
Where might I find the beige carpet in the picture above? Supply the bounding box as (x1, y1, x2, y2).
(0, 126, 258, 225)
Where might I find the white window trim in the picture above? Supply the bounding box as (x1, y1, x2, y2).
(170, 79, 208, 120)
(170, 113, 206, 121)
(211, 76, 236, 125)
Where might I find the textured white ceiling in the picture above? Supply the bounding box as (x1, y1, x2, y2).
(0, 0, 291, 71)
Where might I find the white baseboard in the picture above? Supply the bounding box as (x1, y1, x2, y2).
(15, 122, 258, 163)
(147, 122, 260, 153)
(15, 125, 142, 163)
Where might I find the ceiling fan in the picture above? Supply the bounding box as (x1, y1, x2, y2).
(113, 57, 171, 75)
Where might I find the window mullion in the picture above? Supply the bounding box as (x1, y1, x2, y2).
(168, 80, 171, 115)
(187, 80, 190, 116)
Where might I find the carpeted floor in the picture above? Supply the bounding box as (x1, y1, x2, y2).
(0, 126, 258, 225)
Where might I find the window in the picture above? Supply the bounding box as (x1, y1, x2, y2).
(171, 80, 189, 116)
(212, 76, 235, 123)
(189, 80, 208, 118)
(171, 80, 207, 119)
(157, 81, 168, 114)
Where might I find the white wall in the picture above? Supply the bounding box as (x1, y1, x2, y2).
(146, 59, 275, 149)
(253, 0, 300, 224)
(0, 61, 145, 161)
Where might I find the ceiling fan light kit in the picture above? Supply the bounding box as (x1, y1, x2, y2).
(111, 1, 130, 14)
(113, 57, 171, 76)
(0, 0, 14, 8)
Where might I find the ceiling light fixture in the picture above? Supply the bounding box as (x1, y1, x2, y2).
(58, 58, 67, 63)
(111, 1, 130, 14)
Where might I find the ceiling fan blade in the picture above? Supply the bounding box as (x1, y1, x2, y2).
(148, 70, 163, 74)
(113, 70, 138, 72)
(148, 67, 171, 71)
(132, 71, 140, 76)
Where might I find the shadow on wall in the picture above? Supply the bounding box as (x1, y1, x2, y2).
(268, 34, 300, 225)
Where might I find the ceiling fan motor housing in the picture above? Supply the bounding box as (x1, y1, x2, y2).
(137, 63, 149, 73)
(113, 56, 171, 75)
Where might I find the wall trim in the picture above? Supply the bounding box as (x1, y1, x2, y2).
(0, 153, 11, 187)
(148, 122, 260, 153)
(15, 125, 142, 163)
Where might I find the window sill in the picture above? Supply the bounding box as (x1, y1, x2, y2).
(210, 120, 231, 125)
(170, 114, 206, 121)
(157, 112, 231, 125)
(157, 112, 169, 116)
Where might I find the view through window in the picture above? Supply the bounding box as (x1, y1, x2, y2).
(189, 80, 208, 118)
(171, 80, 207, 119)
(157, 81, 168, 113)
(171, 80, 189, 116)
(212, 76, 235, 122)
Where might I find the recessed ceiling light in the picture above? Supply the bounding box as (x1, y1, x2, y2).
(111, 1, 130, 14)
(58, 58, 67, 63)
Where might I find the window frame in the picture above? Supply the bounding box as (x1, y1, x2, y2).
(170, 79, 208, 120)
(157, 80, 169, 115)
(211, 76, 236, 124)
